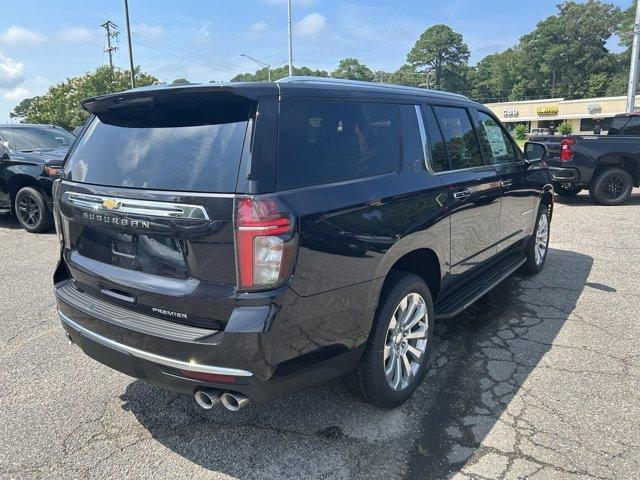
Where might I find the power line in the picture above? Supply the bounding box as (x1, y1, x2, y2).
(130, 32, 246, 73)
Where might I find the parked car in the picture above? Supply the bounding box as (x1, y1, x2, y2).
(0, 123, 74, 232)
(532, 113, 640, 205)
(54, 78, 553, 410)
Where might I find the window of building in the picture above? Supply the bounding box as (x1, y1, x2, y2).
(277, 101, 401, 189)
(579, 117, 613, 132)
(432, 106, 484, 170)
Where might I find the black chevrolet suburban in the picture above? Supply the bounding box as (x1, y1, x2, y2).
(0, 124, 75, 232)
(54, 78, 553, 410)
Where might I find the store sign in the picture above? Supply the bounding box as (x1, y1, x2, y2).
(503, 108, 519, 117)
(587, 104, 601, 114)
(537, 105, 559, 116)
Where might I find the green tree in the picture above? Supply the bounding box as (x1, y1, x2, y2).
(172, 77, 190, 84)
(518, 0, 622, 99)
(10, 96, 38, 119)
(558, 121, 573, 135)
(25, 66, 157, 130)
(231, 65, 328, 82)
(471, 49, 524, 102)
(406, 24, 470, 93)
(331, 58, 375, 81)
(389, 64, 423, 87)
(513, 124, 527, 140)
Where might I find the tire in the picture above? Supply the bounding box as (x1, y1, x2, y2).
(589, 167, 633, 206)
(553, 183, 582, 197)
(521, 204, 550, 275)
(347, 272, 434, 408)
(14, 187, 53, 233)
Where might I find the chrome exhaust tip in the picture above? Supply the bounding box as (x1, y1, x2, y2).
(194, 388, 223, 410)
(221, 392, 250, 411)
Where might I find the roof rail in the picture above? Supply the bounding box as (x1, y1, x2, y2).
(276, 76, 469, 100)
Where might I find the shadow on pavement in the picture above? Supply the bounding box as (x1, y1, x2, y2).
(409, 248, 594, 478)
(118, 248, 593, 479)
(0, 211, 21, 230)
(554, 190, 640, 207)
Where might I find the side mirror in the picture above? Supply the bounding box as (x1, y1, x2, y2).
(523, 142, 547, 166)
(0, 143, 9, 159)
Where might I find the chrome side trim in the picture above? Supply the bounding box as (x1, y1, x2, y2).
(59, 311, 253, 377)
(60, 180, 236, 198)
(63, 192, 209, 220)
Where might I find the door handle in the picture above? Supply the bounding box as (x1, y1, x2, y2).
(501, 179, 513, 187)
(453, 188, 471, 200)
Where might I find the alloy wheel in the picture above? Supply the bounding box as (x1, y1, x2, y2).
(535, 212, 549, 266)
(383, 292, 429, 391)
(600, 173, 627, 201)
(17, 194, 41, 228)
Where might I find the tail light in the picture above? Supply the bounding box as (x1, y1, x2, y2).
(560, 138, 575, 162)
(235, 197, 297, 291)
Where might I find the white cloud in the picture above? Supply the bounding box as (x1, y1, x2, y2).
(3, 86, 28, 100)
(295, 13, 326, 37)
(57, 26, 97, 44)
(250, 21, 268, 35)
(0, 53, 25, 89)
(133, 22, 165, 38)
(0, 26, 45, 46)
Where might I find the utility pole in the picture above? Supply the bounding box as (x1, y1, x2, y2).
(123, 0, 135, 89)
(101, 21, 118, 71)
(287, 0, 293, 77)
(627, 0, 640, 112)
(241, 54, 272, 82)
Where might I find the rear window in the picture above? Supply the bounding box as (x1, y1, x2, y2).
(277, 101, 401, 189)
(63, 101, 250, 193)
(433, 106, 484, 170)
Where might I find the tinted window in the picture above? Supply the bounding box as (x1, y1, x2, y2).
(476, 111, 516, 164)
(423, 106, 450, 172)
(433, 106, 483, 170)
(608, 116, 629, 135)
(400, 105, 426, 171)
(63, 104, 249, 193)
(622, 116, 640, 135)
(277, 101, 400, 189)
(0, 127, 74, 151)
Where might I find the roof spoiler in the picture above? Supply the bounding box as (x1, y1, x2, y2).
(81, 83, 276, 115)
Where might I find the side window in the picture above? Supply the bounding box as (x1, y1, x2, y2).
(608, 116, 628, 135)
(423, 106, 450, 172)
(476, 111, 516, 164)
(433, 106, 483, 170)
(622, 116, 640, 135)
(277, 101, 401, 189)
(399, 105, 426, 171)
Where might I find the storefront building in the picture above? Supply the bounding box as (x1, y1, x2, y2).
(484, 95, 640, 134)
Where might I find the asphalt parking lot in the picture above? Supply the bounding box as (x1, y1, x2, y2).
(1, 191, 640, 480)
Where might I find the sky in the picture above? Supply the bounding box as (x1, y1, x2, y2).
(0, 0, 633, 122)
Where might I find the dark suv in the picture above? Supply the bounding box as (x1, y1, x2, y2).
(0, 124, 75, 232)
(54, 78, 552, 410)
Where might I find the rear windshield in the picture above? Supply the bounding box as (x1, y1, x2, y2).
(63, 100, 250, 193)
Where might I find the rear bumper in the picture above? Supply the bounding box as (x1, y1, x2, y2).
(55, 280, 370, 403)
(549, 167, 580, 183)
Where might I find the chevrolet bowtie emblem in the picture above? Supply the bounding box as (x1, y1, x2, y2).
(102, 198, 122, 210)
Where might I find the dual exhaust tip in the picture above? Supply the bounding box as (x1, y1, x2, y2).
(194, 388, 249, 412)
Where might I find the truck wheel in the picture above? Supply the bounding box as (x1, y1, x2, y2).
(521, 204, 550, 274)
(346, 272, 434, 408)
(589, 167, 633, 206)
(553, 184, 582, 197)
(14, 187, 53, 233)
